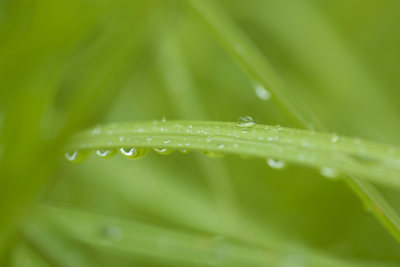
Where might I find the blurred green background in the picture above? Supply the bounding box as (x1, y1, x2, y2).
(1, 0, 400, 266)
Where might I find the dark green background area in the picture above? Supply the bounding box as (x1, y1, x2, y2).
(1, 0, 400, 266)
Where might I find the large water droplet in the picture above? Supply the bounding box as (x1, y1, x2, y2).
(120, 147, 148, 160)
(254, 83, 271, 101)
(64, 150, 90, 163)
(267, 158, 286, 169)
(320, 167, 339, 179)
(96, 148, 116, 158)
(236, 116, 255, 128)
(153, 148, 174, 155)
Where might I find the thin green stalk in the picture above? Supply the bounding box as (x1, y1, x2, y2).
(185, 0, 400, 242)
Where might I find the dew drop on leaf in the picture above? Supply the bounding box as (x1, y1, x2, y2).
(266, 158, 286, 169)
(96, 148, 116, 158)
(179, 149, 190, 154)
(331, 134, 339, 143)
(64, 150, 90, 163)
(236, 116, 255, 128)
(320, 167, 339, 179)
(153, 148, 174, 155)
(254, 83, 271, 101)
(120, 147, 148, 160)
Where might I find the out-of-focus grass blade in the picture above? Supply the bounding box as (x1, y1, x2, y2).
(21, 204, 399, 267)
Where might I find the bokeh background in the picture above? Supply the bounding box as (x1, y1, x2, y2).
(1, 0, 400, 266)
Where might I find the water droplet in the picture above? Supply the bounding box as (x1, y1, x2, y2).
(320, 167, 339, 179)
(96, 148, 116, 158)
(92, 127, 101, 135)
(120, 148, 148, 160)
(217, 144, 225, 149)
(254, 83, 271, 101)
(164, 139, 172, 144)
(331, 134, 339, 143)
(267, 136, 279, 141)
(161, 116, 167, 122)
(236, 116, 255, 128)
(64, 150, 90, 163)
(179, 149, 190, 154)
(267, 158, 286, 169)
(153, 148, 174, 155)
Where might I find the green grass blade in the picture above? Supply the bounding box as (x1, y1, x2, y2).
(65, 120, 400, 191)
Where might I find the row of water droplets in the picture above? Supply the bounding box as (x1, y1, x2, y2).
(65, 147, 185, 163)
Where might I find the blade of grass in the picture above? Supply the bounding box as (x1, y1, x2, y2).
(23, 204, 399, 267)
(66, 120, 400, 192)
(184, 0, 400, 242)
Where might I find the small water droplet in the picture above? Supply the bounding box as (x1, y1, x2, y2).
(92, 127, 101, 135)
(120, 148, 148, 160)
(267, 136, 279, 141)
(236, 116, 255, 128)
(254, 83, 271, 101)
(153, 148, 174, 155)
(217, 144, 225, 149)
(96, 148, 116, 158)
(161, 116, 167, 122)
(331, 134, 339, 143)
(164, 139, 172, 144)
(64, 150, 90, 163)
(267, 158, 286, 169)
(179, 149, 190, 154)
(320, 167, 339, 179)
